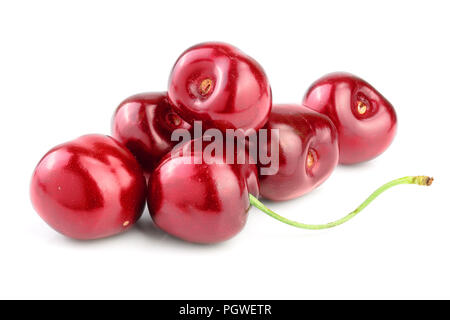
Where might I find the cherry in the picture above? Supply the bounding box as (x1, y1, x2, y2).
(148, 137, 259, 243)
(303, 72, 397, 164)
(112, 92, 192, 173)
(148, 136, 432, 244)
(258, 104, 339, 201)
(168, 42, 272, 133)
(30, 134, 147, 240)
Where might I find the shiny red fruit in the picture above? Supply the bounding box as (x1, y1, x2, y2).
(112, 92, 192, 173)
(148, 138, 259, 243)
(258, 104, 339, 201)
(168, 42, 272, 133)
(303, 72, 397, 164)
(30, 134, 147, 239)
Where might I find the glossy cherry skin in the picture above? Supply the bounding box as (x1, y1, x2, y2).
(258, 104, 339, 201)
(168, 42, 272, 133)
(30, 134, 147, 240)
(148, 138, 259, 243)
(112, 92, 192, 174)
(303, 72, 397, 164)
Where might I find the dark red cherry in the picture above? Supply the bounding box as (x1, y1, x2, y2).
(258, 104, 339, 201)
(30, 134, 147, 239)
(147, 135, 431, 243)
(303, 72, 397, 164)
(168, 42, 272, 133)
(147, 138, 259, 243)
(112, 92, 192, 173)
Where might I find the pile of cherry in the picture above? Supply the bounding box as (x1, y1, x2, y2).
(30, 42, 432, 243)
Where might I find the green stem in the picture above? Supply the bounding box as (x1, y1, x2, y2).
(249, 175, 433, 230)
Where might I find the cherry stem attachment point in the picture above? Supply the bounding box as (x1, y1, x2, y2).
(249, 176, 433, 230)
(199, 78, 213, 96)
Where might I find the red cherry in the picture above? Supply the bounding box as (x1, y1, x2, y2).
(303, 72, 397, 164)
(258, 104, 339, 201)
(168, 42, 272, 133)
(30, 134, 147, 239)
(112, 92, 192, 173)
(148, 136, 431, 243)
(148, 138, 259, 243)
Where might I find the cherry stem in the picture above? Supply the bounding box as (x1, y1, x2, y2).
(249, 176, 433, 230)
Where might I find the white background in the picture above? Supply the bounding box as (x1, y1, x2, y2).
(0, 0, 448, 299)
